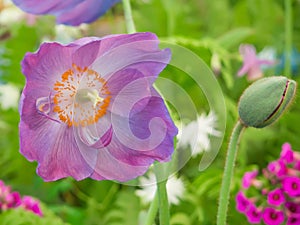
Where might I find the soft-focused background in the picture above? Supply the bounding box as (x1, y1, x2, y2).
(0, 0, 300, 224)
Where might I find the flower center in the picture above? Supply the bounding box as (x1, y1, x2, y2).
(52, 64, 111, 127)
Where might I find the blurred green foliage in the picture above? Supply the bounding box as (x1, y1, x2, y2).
(0, 0, 300, 224)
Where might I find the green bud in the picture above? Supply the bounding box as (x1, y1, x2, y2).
(238, 76, 297, 128)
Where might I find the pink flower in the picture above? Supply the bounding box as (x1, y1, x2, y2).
(242, 170, 258, 189)
(287, 217, 300, 225)
(236, 191, 251, 213)
(262, 207, 285, 225)
(19, 32, 177, 182)
(280, 142, 294, 164)
(245, 203, 262, 224)
(267, 160, 287, 177)
(267, 188, 285, 206)
(285, 202, 300, 217)
(237, 44, 276, 81)
(282, 177, 300, 197)
(22, 196, 43, 217)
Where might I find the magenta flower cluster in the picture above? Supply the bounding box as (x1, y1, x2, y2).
(236, 143, 300, 225)
(0, 180, 42, 217)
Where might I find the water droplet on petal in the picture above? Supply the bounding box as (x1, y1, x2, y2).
(36, 96, 51, 115)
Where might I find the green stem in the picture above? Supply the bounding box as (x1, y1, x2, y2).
(154, 164, 170, 225)
(144, 191, 159, 225)
(284, 0, 293, 78)
(122, 0, 136, 33)
(216, 121, 245, 225)
(157, 179, 170, 225)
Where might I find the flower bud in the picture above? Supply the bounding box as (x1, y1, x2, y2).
(238, 76, 297, 128)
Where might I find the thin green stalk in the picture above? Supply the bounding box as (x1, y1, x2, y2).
(154, 163, 170, 225)
(122, 0, 136, 33)
(156, 178, 169, 225)
(144, 191, 159, 225)
(216, 121, 245, 225)
(284, 0, 293, 77)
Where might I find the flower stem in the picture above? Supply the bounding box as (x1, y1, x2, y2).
(284, 0, 293, 77)
(144, 191, 159, 225)
(122, 0, 136, 33)
(216, 121, 245, 225)
(154, 164, 170, 225)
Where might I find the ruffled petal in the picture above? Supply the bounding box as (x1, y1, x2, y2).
(21, 42, 77, 85)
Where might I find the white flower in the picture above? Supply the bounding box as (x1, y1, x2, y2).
(55, 24, 88, 44)
(135, 173, 185, 205)
(177, 111, 221, 156)
(0, 83, 20, 110)
(0, 0, 24, 25)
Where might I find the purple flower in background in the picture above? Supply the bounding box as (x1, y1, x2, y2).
(237, 44, 276, 81)
(267, 188, 285, 206)
(242, 170, 258, 189)
(12, 0, 120, 26)
(245, 204, 262, 224)
(262, 207, 284, 225)
(282, 177, 300, 197)
(19, 32, 177, 182)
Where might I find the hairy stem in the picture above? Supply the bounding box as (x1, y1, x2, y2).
(216, 121, 245, 225)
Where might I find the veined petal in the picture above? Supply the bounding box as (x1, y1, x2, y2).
(36, 127, 95, 181)
(22, 42, 77, 85)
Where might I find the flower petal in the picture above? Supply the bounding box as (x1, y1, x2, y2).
(56, 0, 120, 26)
(90, 147, 150, 182)
(110, 92, 177, 161)
(91, 33, 171, 79)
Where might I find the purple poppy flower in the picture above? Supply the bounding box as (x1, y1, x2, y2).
(245, 203, 262, 224)
(12, 0, 120, 26)
(236, 191, 251, 213)
(282, 177, 300, 197)
(242, 170, 258, 189)
(237, 44, 276, 81)
(280, 142, 294, 164)
(267, 188, 285, 206)
(262, 207, 285, 225)
(19, 32, 177, 182)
